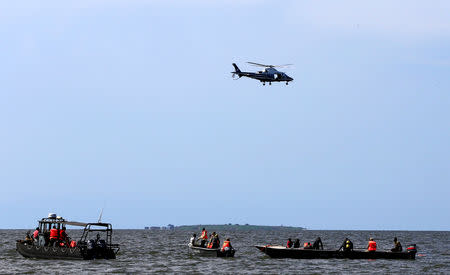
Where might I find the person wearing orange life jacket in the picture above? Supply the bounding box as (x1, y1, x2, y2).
(221, 238, 233, 252)
(49, 226, 59, 246)
(32, 227, 40, 241)
(200, 228, 208, 239)
(209, 232, 221, 249)
(367, 238, 377, 252)
(207, 232, 216, 249)
(59, 226, 68, 245)
(303, 242, 313, 249)
(200, 228, 208, 247)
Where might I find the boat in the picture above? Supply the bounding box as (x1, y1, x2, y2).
(16, 214, 120, 260)
(255, 245, 417, 260)
(188, 243, 235, 257)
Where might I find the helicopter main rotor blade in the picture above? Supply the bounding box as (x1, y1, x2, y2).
(247, 62, 294, 68)
(247, 62, 273, 68)
(275, 64, 294, 68)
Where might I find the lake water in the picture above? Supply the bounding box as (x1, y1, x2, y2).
(1, 229, 449, 274)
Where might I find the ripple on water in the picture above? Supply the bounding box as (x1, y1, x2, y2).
(1, 229, 449, 274)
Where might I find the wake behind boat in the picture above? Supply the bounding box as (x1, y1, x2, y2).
(16, 213, 119, 260)
(255, 245, 417, 260)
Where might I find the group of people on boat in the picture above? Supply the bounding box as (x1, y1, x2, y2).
(286, 237, 323, 250)
(338, 237, 402, 252)
(22, 225, 77, 248)
(190, 228, 233, 252)
(286, 236, 403, 252)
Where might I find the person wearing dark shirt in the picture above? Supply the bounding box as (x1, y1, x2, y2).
(286, 238, 293, 248)
(338, 238, 353, 252)
(391, 237, 402, 252)
(312, 237, 323, 250)
(212, 234, 220, 249)
(293, 239, 300, 248)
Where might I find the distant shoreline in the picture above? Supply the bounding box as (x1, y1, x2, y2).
(163, 224, 305, 231)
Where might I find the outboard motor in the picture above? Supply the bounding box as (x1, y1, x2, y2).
(87, 240, 95, 250)
(98, 239, 106, 249)
(406, 244, 417, 253)
(96, 239, 107, 258)
(86, 239, 96, 259)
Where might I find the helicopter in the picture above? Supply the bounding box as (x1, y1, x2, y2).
(231, 62, 293, 85)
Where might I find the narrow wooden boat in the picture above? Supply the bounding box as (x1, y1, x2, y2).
(188, 243, 235, 257)
(17, 215, 119, 260)
(255, 245, 416, 260)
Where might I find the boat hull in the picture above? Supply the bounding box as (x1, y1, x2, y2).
(255, 245, 416, 260)
(16, 242, 117, 260)
(188, 244, 235, 257)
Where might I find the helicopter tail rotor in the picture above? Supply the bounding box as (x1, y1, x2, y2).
(231, 63, 242, 80)
(232, 63, 241, 73)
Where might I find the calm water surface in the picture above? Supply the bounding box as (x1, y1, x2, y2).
(1, 229, 449, 274)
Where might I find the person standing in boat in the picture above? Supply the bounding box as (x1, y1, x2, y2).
(338, 238, 353, 252)
(391, 237, 402, 252)
(286, 238, 293, 248)
(312, 237, 323, 250)
(200, 228, 208, 247)
(367, 238, 377, 252)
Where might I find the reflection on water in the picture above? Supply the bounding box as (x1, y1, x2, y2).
(1, 229, 449, 274)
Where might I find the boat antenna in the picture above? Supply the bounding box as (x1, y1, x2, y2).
(98, 208, 104, 223)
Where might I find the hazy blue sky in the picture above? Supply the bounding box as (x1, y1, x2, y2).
(1, 0, 449, 230)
